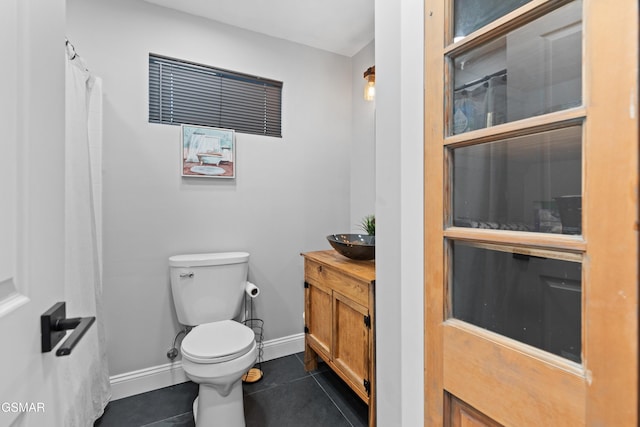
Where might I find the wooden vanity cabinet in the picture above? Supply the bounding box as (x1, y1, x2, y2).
(301, 250, 376, 426)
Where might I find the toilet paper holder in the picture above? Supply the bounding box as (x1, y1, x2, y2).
(245, 281, 260, 298)
(41, 302, 95, 356)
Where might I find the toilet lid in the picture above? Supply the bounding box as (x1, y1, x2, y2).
(181, 320, 255, 364)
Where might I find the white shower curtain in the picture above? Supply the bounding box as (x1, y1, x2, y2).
(62, 48, 111, 425)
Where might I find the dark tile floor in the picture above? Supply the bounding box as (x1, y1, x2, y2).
(95, 353, 368, 427)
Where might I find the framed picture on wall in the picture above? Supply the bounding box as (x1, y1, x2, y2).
(181, 124, 236, 178)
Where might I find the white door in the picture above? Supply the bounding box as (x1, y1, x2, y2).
(0, 0, 72, 425)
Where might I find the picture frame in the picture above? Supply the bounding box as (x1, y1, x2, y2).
(181, 124, 235, 178)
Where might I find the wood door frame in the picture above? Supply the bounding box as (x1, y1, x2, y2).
(424, 0, 446, 424)
(582, 0, 638, 423)
(424, 0, 639, 425)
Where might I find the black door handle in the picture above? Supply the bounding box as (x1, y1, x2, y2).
(41, 302, 96, 356)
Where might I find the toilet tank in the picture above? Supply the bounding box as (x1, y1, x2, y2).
(169, 252, 249, 326)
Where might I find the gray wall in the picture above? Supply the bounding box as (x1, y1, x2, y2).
(350, 41, 376, 231)
(67, 0, 355, 376)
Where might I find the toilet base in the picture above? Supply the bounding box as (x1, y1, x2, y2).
(192, 379, 245, 427)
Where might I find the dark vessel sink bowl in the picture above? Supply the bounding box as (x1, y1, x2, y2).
(326, 234, 375, 261)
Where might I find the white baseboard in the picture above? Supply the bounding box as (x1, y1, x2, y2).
(109, 332, 305, 401)
(109, 361, 189, 401)
(261, 332, 304, 362)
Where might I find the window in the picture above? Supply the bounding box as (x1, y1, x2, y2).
(149, 54, 282, 138)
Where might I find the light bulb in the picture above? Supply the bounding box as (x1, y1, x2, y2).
(364, 80, 375, 101)
(363, 66, 375, 101)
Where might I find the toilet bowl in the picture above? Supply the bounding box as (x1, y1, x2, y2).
(168, 252, 257, 427)
(181, 320, 257, 426)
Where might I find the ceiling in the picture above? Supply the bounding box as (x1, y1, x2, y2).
(144, 0, 374, 57)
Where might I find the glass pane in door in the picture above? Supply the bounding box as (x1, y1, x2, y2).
(451, 0, 582, 135)
(453, 0, 531, 41)
(452, 126, 582, 234)
(451, 241, 582, 363)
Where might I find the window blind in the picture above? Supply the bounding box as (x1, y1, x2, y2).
(149, 54, 282, 138)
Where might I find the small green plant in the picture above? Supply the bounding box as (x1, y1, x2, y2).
(359, 214, 375, 236)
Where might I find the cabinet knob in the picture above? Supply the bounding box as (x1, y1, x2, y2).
(317, 265, 323, 273)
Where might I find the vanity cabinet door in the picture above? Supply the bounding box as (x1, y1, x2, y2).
(304, 280, 332, 361)
(333, 292, 370, 401)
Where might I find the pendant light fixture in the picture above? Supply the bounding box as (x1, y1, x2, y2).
(364, 66, 375, 101)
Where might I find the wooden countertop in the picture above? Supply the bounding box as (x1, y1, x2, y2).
(301, 250, 375, 283)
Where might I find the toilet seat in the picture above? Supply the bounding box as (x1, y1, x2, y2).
(182, 320, 255, 364)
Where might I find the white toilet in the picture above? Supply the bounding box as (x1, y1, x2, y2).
(169, 252, 257, 427)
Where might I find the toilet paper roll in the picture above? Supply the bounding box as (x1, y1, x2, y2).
(245, 281, 260, 298)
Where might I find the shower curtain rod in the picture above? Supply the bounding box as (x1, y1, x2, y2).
(454, 68, 507, 92)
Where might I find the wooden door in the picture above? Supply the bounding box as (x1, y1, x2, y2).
(424, 1, 638, 426)
(305, 280, 332, 360)
(333, 292, 370, 401)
